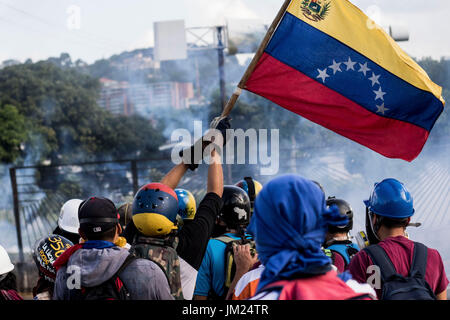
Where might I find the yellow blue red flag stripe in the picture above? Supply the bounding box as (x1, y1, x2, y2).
(245, 0, 445, 161)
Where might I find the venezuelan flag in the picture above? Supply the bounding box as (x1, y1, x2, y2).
(244, 0, 445, 161)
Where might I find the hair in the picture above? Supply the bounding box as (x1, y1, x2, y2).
(83, 224, 117, 241)
(0, 272, 17, 291)
(377, 215, 409, 229)
(328, 225, 351, 234)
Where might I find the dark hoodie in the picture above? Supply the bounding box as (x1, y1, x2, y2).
(53, 245, 173, 300)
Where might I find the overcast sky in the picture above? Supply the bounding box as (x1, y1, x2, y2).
(0, 0, 449, 64)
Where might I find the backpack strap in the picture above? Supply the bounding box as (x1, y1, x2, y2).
(363, 244, 398, 282)
(244, 177, 256, 202)
(115, 254, 138, 280)
(409, 242, 428, 279)
(327, 244, 350, 265)
(214, 235, 236, 244)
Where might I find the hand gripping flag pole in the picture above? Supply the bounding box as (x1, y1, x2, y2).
(210, 0, 293, 129)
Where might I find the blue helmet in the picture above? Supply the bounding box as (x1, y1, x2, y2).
(364, 178, 414, 219)
(174, 188, 196, 220)
(132, 183, 179, 237)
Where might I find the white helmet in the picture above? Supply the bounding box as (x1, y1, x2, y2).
(58, 199, 83, 234)
(0, 245, 14, 275)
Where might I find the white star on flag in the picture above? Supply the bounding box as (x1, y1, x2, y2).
(374, 87, 386, 101)
(317, 68, 330, 83)
(344, 57, 356, 71)
(329, 60, 342, 75)
(369, 73, 381, 87)
(358, 62, 371, 77)
(376, 103, 389, 115)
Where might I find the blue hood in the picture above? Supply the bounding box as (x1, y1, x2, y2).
(247, 175, 348, 292)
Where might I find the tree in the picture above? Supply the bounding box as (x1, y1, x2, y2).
(0, 104, 26, 163)
(0, 59, 166, 166)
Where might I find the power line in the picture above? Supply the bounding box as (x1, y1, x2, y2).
(0, 14, 118, 53)
(0, 1, 130, 52)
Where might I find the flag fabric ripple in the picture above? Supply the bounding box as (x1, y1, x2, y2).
(245, 0, 445, 161)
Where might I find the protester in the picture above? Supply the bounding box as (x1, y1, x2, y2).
(53, 199, 83, 244)
(128, 117, 229, 300)
(348, 178, 449, 300)
(228, 246, 343, 300)
(323, 197, 360, 273)
(193, 185, 253, 300)
(32, 235, 73, 300)
(228, 199, 350, 300)
(0, 245, 23, 301)
(246, 174, 376, 300)
(53, 197, 173, 300)
(210, 177, 262, 238)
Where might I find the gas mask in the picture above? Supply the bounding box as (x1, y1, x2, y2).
(356, 208, 421, 249)
(354, 208, 382, 249)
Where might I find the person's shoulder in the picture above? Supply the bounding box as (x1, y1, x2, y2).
(403, 240, 444, 262)
(208, 237, 228, 249)
(381, 235, 413, 247)
(211, 233, 240, 245)
(123, 256, 165, 276)
(352, 246, 370, 259)
(332, 250, 346, 272)
(424, 244, 445, 262)
(198, 192, 223, 207)
(348, 246, 371, 269)
(332, 250, 346, 260)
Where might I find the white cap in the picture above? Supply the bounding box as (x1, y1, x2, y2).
(0, 245, 14, 275)
(58, 199, 83, 234)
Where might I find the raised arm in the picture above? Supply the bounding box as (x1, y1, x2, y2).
(207, 144, 224, 197)
(160, 163, 189, 190)
(161, 117, 230, 192)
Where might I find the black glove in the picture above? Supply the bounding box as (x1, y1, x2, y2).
(179, 117, 231, 171)
(179, 145, 200, 171)
(214, 117, 232, 146)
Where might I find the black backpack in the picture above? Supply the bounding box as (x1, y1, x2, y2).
(70, 254, 136, 300)
(363, 242, 437, 300)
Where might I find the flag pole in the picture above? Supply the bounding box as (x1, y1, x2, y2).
(218, 0, 292, 119)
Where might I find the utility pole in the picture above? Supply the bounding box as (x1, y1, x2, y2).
(216, 26, 233, 184)
(216, 26, 227, 110)
(185, 25, 233, 183)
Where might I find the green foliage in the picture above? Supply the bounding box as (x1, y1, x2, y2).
(0, 104, 26, 163)
(0, 58, 165, 165)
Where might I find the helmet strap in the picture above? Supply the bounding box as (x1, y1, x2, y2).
(236, 226, 248, 244)
(365, 208, 381, 245)
(244, 177, 256, 202)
